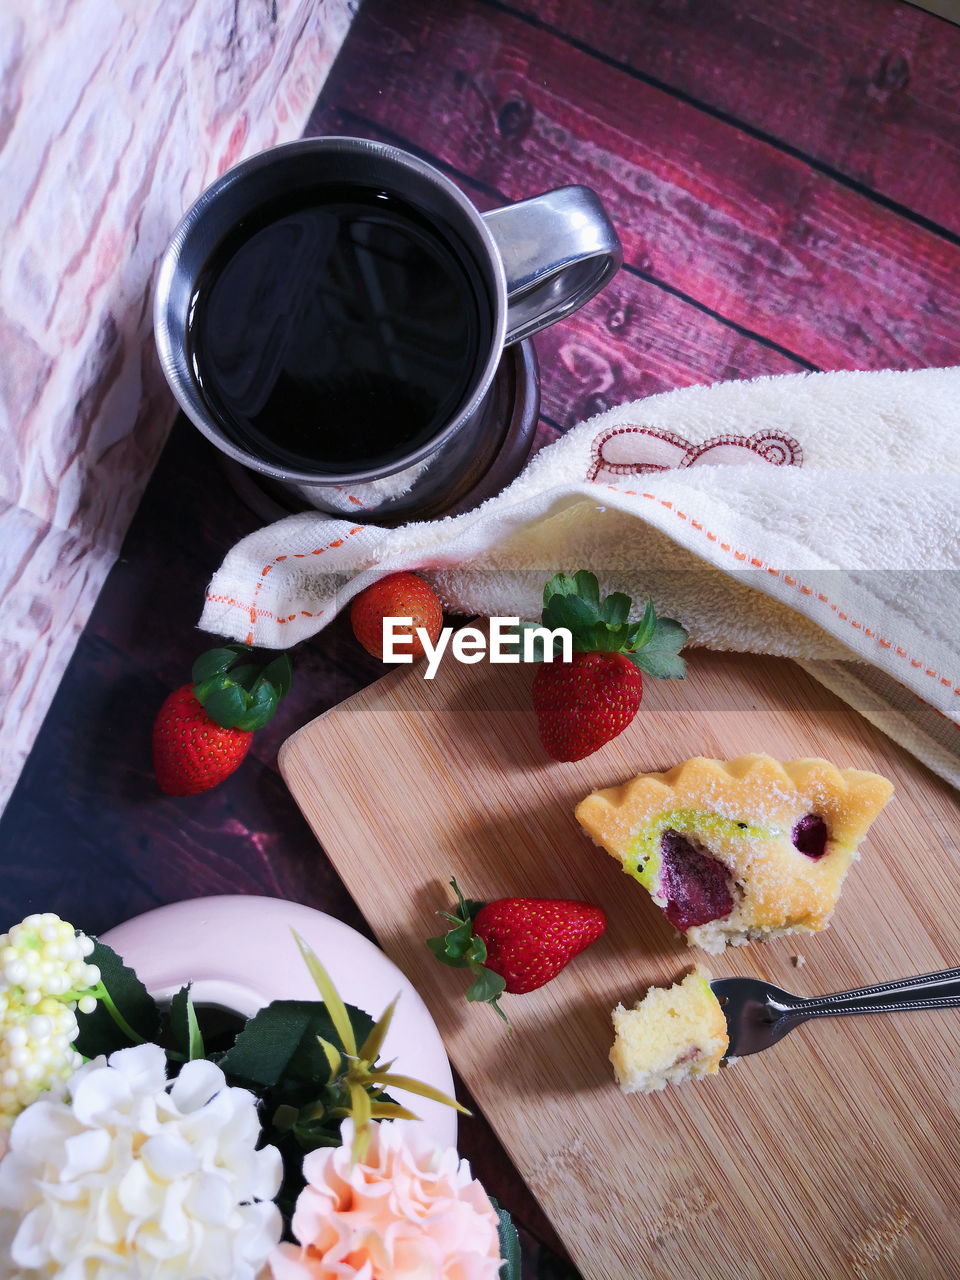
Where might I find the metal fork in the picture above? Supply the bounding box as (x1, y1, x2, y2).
(710, 965, 960, 1058)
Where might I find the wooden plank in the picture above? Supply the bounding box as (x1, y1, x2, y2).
(525, 279, 807, 427)
(907, 0, 960, 23)
(280, 645, 960, 1280)
(313, 101, 813, 425)
(507, 0, 960, 236)
(318, 0, 960, 370)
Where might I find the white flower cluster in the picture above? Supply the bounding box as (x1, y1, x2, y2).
(0, 914, 100, 1127)
(0, 1043, 282, 1279)
(0, 915, 100, 1007)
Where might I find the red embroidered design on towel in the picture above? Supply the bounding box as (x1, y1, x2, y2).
(587, 425, 803, 484)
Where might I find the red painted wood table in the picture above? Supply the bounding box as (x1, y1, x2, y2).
(2, 2, 959, 1275)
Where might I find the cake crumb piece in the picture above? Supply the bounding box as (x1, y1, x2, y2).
(792, 953, 806, 967)
(610, 967, 728, 1094)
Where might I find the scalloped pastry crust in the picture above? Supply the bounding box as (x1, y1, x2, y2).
(576, 754, 894, 952)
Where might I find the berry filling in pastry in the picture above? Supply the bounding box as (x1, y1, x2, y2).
(658, 830, 734, 931)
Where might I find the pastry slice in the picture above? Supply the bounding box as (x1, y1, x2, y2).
(576, 754, 893, 953)
(611, 967, 728, 1094)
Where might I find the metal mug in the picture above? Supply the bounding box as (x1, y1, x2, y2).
(154, 136, 621, 522)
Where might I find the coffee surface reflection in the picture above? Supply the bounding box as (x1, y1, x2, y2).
(188, 185, 488, 474)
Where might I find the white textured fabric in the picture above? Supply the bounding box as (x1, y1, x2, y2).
(201, 367, 960, 787)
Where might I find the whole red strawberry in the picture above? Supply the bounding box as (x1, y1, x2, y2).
(153, 686, 251, 795)
(428, 879, 605, 1021)
(350, 572, 443, 661)
(533, 651, 643, 763)
(152, 645, 292, 796)
(531, 571, 688, 761)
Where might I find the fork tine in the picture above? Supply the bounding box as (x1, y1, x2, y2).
(710, 977, 796, 1059)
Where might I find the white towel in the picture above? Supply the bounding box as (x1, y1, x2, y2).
(200, 367, 960, 788)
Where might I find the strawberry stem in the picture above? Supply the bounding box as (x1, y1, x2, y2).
(426, 879, 509, 1022)
(539, 571, 689, 679)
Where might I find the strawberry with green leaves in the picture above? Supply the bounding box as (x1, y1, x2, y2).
(152, 644, 293, 796)
(428, 879, 606, 1021)
(530, 571, 688, 762)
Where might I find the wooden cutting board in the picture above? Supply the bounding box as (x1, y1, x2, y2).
(279, 643, 960, 1280)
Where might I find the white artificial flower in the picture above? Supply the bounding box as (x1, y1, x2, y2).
(270, 1119, 502, 1280)
(0, 913, 100, 1005)
(0, 1043, 282, 1279)
(0, 999, 83, 1125)
(0, 914, 101, 1128)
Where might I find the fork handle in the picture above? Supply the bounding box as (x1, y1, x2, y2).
(789, 965, 960, 1020)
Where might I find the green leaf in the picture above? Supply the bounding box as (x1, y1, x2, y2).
(587, 622, 626, 653)
(426, 930, 488, 968)
(358, 995, 398, 1065)
(286, 1005, 375, 1085)
(370, 1101, 420, 1121)
(436, 919, 474, 960)
(490, 1198, 522, 1280)
(542, 571, 578, 605)
(539, 571, 691, 672)
(292, 1125, 343, 1150)
(225, 663, 261, 692)
(272, 1103, 299, 1131)
(217, 1001, 315, 1087)
(190, 648, 291, 731)
(542, 592, 598, 636)
(571, 570, 601, 609)
(628, 616, 689, 680)
(261, 654, 294, 699)
(427, 936, 468, 968)
(198, 682, 249, 729)
(293, 933, 358, 1056)
(317, 1036, 343, 1079)
(537, 570, 688, 680)
(464, 965, 507, 1006)
(191, 672, 232, 702)
(627, 648, 687, 680)
(348, 1079, 373, 1161)
(168, 985, 191, 1055)
(232, 681, 278, 731)
(191, 646, 248, 684)
(74, 940, 161, 1059)
(169, 984, 205, 1060)
(626, 598, 657, 651)
(600, 591, 631, 627)
(186, 996, 204, 1060)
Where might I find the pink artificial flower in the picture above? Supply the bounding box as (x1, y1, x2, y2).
(269, 1120, 502, 1280)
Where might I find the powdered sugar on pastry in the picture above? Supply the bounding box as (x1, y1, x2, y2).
(576, 754, 893, 953)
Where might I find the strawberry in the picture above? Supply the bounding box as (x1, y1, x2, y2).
(529, 571, 688, 761)
(428, 879, 606, 1021)
(350, 572, 443, 661)
(152, 644, 292, 795)
(533, 651, 643, 763)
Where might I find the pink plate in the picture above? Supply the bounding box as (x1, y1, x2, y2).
(101, 894, 457, 1149)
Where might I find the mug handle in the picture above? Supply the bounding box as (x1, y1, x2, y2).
(481, 185, 622, 345)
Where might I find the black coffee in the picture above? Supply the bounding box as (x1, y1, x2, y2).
(188, 185, 488, 474)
